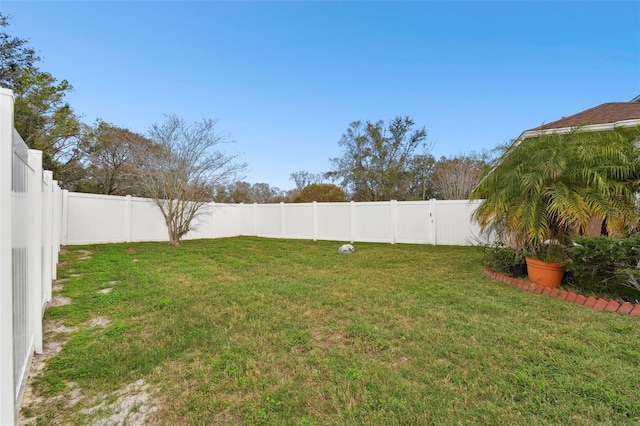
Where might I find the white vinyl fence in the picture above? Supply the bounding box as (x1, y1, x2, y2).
(0, 88, 485, 425)
(1, 88, 63, 425)
(63, 194, 484, 246)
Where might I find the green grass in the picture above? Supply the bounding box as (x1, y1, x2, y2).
(27, 237, 640, 425)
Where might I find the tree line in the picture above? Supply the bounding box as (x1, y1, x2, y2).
(2, 15, 494, 243)
(2, 15, 493, 204)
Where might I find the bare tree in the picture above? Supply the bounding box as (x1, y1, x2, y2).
(132, 115, 246, 245)
(431, 152, 490, 200)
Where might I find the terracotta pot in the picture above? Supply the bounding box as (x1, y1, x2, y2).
(525, 257, 565, 288)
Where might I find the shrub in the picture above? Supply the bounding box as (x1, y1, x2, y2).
(482, 243, 516, 275)
(567, 235, 640, 302)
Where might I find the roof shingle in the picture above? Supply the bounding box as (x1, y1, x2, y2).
(529, 102, 640, 131)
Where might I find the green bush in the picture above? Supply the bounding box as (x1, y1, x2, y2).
(482, 243, 516, 275)
(567, 235, 640, 301)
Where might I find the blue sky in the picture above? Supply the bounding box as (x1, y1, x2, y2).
(2, 1, 639, 190)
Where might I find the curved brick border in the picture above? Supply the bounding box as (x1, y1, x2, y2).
(483, 268, 640, 317)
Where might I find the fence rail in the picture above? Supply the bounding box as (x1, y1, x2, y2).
(1, 88, 62, 425)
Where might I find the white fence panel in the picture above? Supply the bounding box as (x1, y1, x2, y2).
(27, 151, 43, 355)
(183, 202, 214, 240)
(12, 130, 30, 416)
(395, 201, 433, 244)
(254, 203, 283, 238)
(435, 200, 483, 246)
(0, 89, 14, 425)
(352, 201, 393, 243)
(314, 202, 352, 242)
(66, 193, 128, 244)
(239, 204, 256, 236)
(209, 203, 247, 239)
(184, 202, 250, 241)
(129, 197, 167, 242)
(282, 203, 314, 240)
(183, 204, 212, 240)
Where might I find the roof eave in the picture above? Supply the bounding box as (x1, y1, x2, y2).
(518, 119, 640, 142)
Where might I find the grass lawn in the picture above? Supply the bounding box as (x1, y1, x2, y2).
(22, 237, 640, 425)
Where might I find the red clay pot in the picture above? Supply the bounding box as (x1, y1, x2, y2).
(525, 257, 565, 288)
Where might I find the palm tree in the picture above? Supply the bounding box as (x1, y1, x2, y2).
(471, 128, 640, 260)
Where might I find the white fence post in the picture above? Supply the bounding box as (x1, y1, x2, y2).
(253, 203, 258, 236)
(312, 201, 317, 241)
(210, 202, 216, 238)
(61, 189, 69, 245)
(349, 201, 355, 244)
(280, 202, 285, 238)
(429, 198, 437, 245)
(28, 150, 43, 355)
(51, 180, 60, 280)
(124, 195, 132, 243)
(390, 200, 397, 244)
(42, 171, 53, 306)
(0, 87, 16, 426)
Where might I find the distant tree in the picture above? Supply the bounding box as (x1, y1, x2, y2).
(287, 171, 329, 201)
(0, 13, 40, 88)
(214, 181, 285, 203)
(1, 14, 86, 188)
(225, 181, 252, 203)
(431, 152, 490, 200)
(132, 115, 246, 245)
(293, 183, 347, 202)
(13, 68, 86, 187)
(83, 121, 156, 195)
(330, 116, 429, 201)
(290, 171, 326, 191)
(406, 151, 437, 200)
(251, 182, 285, 203)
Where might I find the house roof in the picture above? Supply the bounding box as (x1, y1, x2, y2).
(531, 102, 640, 131)
(519, 95, 640, 140)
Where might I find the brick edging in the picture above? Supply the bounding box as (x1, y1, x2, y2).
(483, 268, 640, 317)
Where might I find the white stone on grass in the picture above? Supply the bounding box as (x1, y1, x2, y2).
(338, 244, 355, 253)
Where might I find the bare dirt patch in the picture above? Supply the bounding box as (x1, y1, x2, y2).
(97, 287, 113, 294)
(81, 379, 157, 426)
(48, 320, 78, 334)
(77, 249, 94, 260)
(88, 316, 111, 328)
(18, 314, 156, 425)
(212, 408, 244, 425)
(48, 295, 72, 307)
(18, 326, 70, 425)
(52, 278, 68, 292)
